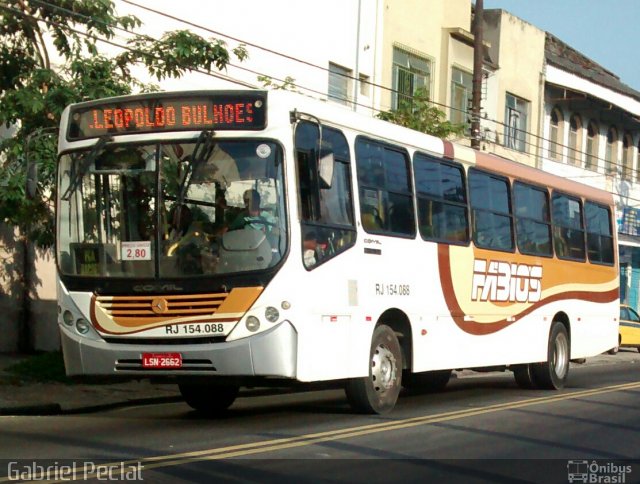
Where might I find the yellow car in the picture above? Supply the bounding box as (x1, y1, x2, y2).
(616, 304, 640, 353)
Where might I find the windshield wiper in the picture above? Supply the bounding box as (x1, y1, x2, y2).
(176, 130, 216, 206)
(61, 135, 112, 201)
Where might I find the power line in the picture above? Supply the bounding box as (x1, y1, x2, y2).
(117, 0, 467, 115)
(115, 0, 640, 179)
(0, 2, 255, 88)
(5, 1, 640, 197)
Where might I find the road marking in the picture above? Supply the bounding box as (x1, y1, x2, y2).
(5, 380, 640, 482)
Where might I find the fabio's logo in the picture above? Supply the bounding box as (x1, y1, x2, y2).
(471, 259, 542, 303)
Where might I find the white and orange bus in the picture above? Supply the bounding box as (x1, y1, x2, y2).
(56, 89, 618, 414)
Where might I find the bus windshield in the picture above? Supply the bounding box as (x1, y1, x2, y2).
(57, 139, 286, 278)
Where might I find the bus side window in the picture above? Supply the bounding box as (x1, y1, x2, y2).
(355, 137, 415, 237)
(585, 201, 614, 264)
(469, 170, 514, 252)
(513, 181, 552, 257)
(294, 121, 356, 269)
(552, 192, 585, 261)
(414, 153, 468, 244)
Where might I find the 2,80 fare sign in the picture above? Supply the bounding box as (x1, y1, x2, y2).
(121, 241, 151, 261)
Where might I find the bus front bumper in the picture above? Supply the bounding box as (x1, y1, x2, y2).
(59, 321, 298, 379)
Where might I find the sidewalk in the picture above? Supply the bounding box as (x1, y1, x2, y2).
(0, 354, 182, 416)
(0, 351, 636, 416)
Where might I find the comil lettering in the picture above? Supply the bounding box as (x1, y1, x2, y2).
(471, 259, 542, 303)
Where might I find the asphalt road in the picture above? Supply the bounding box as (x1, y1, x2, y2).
(1, 350, 639, 483)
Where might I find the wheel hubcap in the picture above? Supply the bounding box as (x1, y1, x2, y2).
(553, 332, 569, 378)
(371, 343, 397, 394)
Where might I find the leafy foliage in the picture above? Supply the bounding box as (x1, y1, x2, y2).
(0, 0, 246, 249)
(377, 88, 466, 139)
(258, 75, 298, 91)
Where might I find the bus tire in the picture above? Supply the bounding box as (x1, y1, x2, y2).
(532, 321, 570, 390)
(178, 383, 239, 413)
(607, 335, 620, 355)
(345, 324, 402, 414)
(513, 364, 537, 389)
(403, 369, 452, 392)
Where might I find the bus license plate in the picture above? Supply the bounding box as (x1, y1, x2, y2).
(165, 322, 227, 336)
(142, 353, 182, 369)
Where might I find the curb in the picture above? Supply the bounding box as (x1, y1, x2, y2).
(0, 403, 62, 416)
(0, 396, 184, 417)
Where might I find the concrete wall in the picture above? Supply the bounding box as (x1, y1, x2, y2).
(379, 0, 473, 113)
(482, 10, 546, 166)
(114, 0, 380, 115)
(0, 224, 58, 352)
(0, 225, 21, 352)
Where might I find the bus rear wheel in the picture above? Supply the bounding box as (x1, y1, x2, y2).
(345, 324, 402, 414)
(178, 383, 239, 413)
(513, 364, 538, 389)
(532, 321, 570, 390)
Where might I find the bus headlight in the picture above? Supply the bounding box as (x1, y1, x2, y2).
(265, 306, 279, 322)
(63, 310, 74, 326)
(245, 316, 260, 332)
(76, 318, 91, 335)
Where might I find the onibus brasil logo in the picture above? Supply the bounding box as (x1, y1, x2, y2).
(567, 460, 632, 483)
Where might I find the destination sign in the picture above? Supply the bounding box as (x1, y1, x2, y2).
(67, 92, 267, 140)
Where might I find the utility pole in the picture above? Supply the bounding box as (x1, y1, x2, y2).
(471, 0, 484, 150)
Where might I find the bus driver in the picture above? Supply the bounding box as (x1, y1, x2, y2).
(226, 189, 276, 232)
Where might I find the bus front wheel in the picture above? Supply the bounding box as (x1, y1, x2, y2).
(178, 383, 239, 413)
(345, 324, 402, 414)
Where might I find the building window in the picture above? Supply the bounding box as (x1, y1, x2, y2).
(359, 74, 370, 97)
(504, 93, 529, 152)
(605, 126, 618, 175)
(585, 120, 599, 171)
(549, 107, 563, 161)
(392, 46, 431, 109)
(328, 62, 352, 106)
(623, 133, 633, 180)
(568, 114, 582, 166)
(450, 67, 472, 126)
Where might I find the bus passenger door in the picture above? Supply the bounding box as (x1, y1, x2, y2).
(293, 118, 358, 380)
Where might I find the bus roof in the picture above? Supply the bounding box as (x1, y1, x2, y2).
(60, 88, 614, 206)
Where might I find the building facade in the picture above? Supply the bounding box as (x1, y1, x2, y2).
(539, 34, 640, 308)
(4, 0, 639, 351)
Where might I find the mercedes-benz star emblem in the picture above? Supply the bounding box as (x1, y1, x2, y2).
(151, 297, 168, 314)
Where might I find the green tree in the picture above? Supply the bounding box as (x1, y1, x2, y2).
(0, 0, 247, 351)
(0, 0, 248, 248)
(258, 75, 298, 91)
(377, 87, 466, 139)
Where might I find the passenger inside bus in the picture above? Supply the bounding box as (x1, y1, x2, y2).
(361, 205, 383, 231)
(166, 204, 207, 274)
(303, 230, 319, 268)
